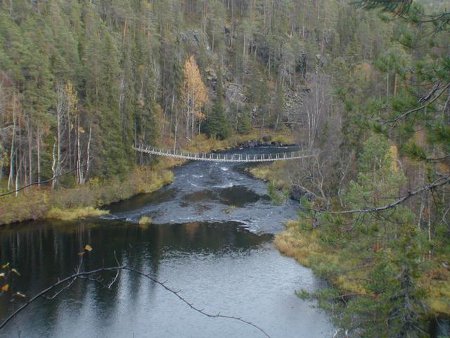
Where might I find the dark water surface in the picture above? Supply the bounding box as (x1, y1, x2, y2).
(0, 147, 335, 337)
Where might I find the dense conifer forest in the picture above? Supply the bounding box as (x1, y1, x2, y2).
(0, 0, 449, 336)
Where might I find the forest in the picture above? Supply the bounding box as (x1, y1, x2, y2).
(0, 0, 449, 336)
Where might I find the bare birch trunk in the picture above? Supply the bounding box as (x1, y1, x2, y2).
(51, 142, 57, 189)
(394, 73, 398, 97)
(76, 115, 83, 184)
(7, 94, 16, 191)
(85, 125, 92, 183)
(27, 118, 32, 186)
(174, 108, 179, 152)
(15, 160, 19, 197)
(37, 127, 41, 186)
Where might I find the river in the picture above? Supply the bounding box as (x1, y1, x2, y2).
(0, 147, 335, 337)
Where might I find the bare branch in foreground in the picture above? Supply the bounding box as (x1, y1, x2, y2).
(44, 277, 77, 300)
(327, 176, 449, 215)
(0, 265, 271, 338)
(107, 251, 121, 289)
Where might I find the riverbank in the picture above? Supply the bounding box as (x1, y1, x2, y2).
(275, 222, 450, 317)
(249, 162, 450, 318)
(0, 130, 294, 226)
(0, 162, 175, 225)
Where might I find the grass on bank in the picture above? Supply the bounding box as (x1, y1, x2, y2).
(0, 165, 174, 225)
(275, 221, 368, 295)
(275, 220, 450, 316)
(249, 161, 290, 189)
(47, 207, 109, 221)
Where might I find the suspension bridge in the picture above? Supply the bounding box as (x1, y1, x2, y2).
(133, 145, 316, 163)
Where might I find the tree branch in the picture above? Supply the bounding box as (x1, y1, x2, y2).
(382, 82, 450, 124)
(122, 267, 270, 337)
(328, 176, 449, 215)
(0, 265, 271, 338)
(0, 266, 123, 330)
(425, 155, 450, 162)
(419, 81, 442, 103)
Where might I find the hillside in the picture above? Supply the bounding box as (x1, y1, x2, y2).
(0, 1, 449, 336)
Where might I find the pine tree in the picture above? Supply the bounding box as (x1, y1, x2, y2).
(203, 68, 230, 139)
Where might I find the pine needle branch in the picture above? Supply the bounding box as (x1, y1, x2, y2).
(382, 82, 450, 125)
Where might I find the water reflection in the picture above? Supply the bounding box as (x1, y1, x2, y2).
(0, 220, 333, 337)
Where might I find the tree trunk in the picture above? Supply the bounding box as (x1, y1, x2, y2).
(174, 109, 179, 152)
(51, 141, 57, 189)
(85, 125, 92, 182)
(15, 159, 19, 197)
(7, 94, 16, 191)
(394, 73, 398, 96)
(76, 116, 83, 184)
(191, 97, 195, 138)
(37, 127, 41, 186)
(53, 86, 64, 189)
(27, 118, 32, 186)
(386, 73, 390, 98)
(428, 193, 432, 259)
(68, 107, 72, 170)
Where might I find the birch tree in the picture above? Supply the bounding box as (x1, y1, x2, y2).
(182, 55, 208, 141)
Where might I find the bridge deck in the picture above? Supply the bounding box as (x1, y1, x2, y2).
(133, 146, 314, 163)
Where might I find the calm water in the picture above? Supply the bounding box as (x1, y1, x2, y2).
(0, 147, 335, 337)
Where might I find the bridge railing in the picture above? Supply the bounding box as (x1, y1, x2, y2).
(132, 145, 316, 162)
